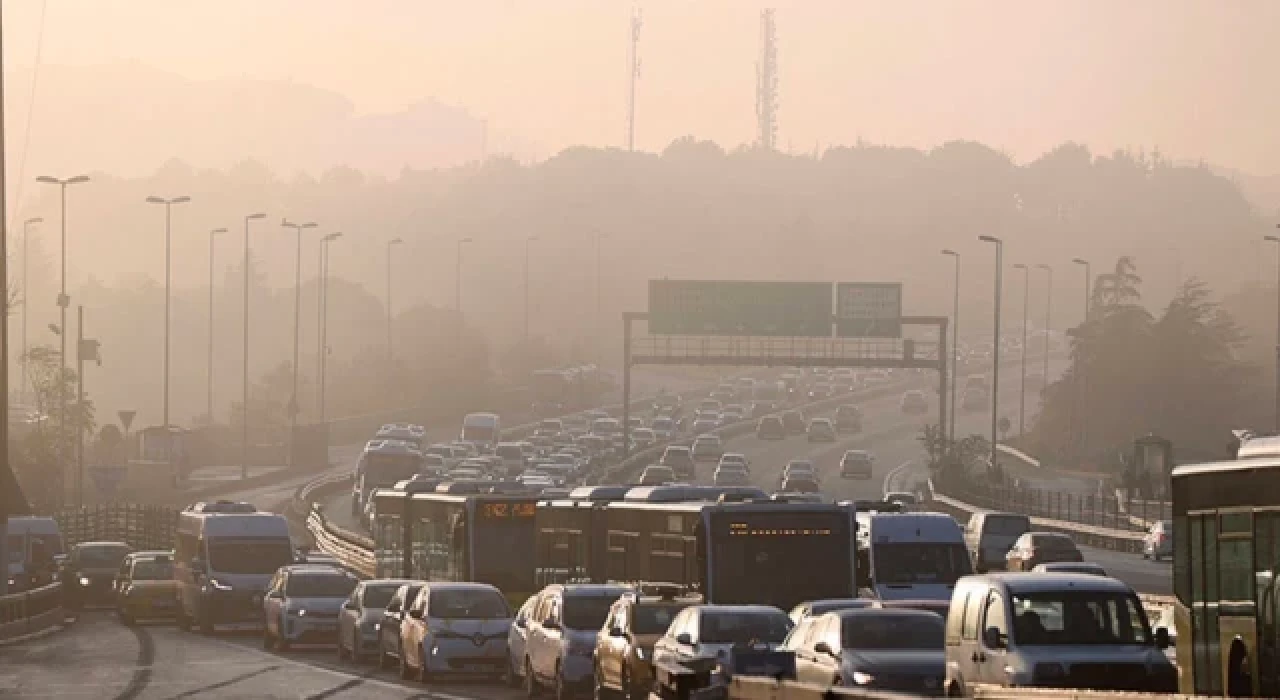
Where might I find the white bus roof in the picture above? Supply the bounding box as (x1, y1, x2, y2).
(1234, 435, 1280, 460)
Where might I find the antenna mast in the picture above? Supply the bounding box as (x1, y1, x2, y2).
(755, 8, 778, 151)
(627, 7, 642, 151)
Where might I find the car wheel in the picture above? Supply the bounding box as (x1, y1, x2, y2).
(275, 617, 290, 651)
(417, 644, 431, 684)
(177, 608, 191, 632)
(263, 625, 275, 650)
(199, 610, 215, 636)
(525, 658, 541, 698)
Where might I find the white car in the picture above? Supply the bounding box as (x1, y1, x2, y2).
(717, 453, 751, 473)
(691, 435, 724, 463)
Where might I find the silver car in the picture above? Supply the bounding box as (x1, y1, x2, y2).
(1142, 520, 1173, 561)
(653, 605, 793, 685)
(337, 578, 414, 662)
(263, 565, 359, 650)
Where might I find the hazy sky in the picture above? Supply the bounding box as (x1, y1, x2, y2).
(4, 0, 1279, 174)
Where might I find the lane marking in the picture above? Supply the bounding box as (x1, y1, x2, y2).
(882, 459, 916, 496)
(111, 623, 155, 700)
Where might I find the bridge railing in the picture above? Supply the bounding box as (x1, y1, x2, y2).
(0, 582, 64, 642)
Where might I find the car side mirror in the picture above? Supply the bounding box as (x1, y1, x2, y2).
(609, 626, 625, 638)
(983, 627, 1006, 649)
(1155, 627, 1171, 650)
(515, 617, 527, 629)
(813, 641, 836, 656)
(343, 601, 357, 610)
(675, 633, 692, 646)
(407, 609, 423, 620)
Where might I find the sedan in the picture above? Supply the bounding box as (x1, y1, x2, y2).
(806, 419, 836, 442)
(793, 609, 945, 695)
(1005, 532, 1084, 571)
(338, 578, 414, 662)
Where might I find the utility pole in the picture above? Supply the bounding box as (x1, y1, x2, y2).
(241, 212, 266, 480)
(1072, 257, 1091, 458)
(207, 228, 226, 422)
(0, 13, 13, 565)
(36, 174, 89, 506)
(145, 195, 191, 455)
(979, 235, 1003, 474)
(281, 219, 316, 468)
(626, 7, 642, 151)
(755, 8, 778, 151)
(1013, 263, 1029, 437)
(941, 249, 960, 443)
(1038, 264, 1053, 384)
(74, 306, 100, 507)
(319, 233, 342, 424)
(20, 217, 41, 405)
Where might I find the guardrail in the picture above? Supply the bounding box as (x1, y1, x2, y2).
(0, 582, 64, 642)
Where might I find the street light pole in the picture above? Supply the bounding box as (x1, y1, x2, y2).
(319, 233, 343, 425)
(241, 212, 266, 479)
(386, 237, 403, 364)
(281, 219, 317, 468)
(1266, 233, 1280, 432)
(36, 174, 89, 505)
(145, 195, 191, 445)
(524, 235, 538, 344)
(1037, 264, 1053, 384)
(1072, 257, 1091, 458)
(20, 217, 42, 405)
(207, 227, 227, 422)
(1012, 263, 1029, 437)
(979, 235, 1003, 474)
(941, 249, 960, 443)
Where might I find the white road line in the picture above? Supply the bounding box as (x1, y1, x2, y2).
(882, 459, 915, 496)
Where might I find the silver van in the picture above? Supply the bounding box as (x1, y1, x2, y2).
(943, 573, 1175, 696)
(963, 512, 1030, 573)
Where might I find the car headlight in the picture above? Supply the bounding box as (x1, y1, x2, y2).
(851, 671, 875, 685)
(208, 578, 233, 592)
(374, 622, 381, 631)
(79, 576, 91, 587)
(634, 647, 646, 660)
(293, 608, 307, 617)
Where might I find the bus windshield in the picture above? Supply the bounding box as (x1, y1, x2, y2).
(872, 542, 972, 586)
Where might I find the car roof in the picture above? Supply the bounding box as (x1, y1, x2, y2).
(424, 582, 502, 592)
(976, 572, 1134, 594)
(831, 607, 942, 621)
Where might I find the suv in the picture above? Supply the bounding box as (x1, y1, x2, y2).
(834, 405, 863, 433)
(943, 573, 1175, 696)
(781, 410, 807, 435)
(639, 465, 677, 486)
(262, 564, 359, 651)
(1142, 520, 1173, 561)
(64, 541, 132, 609)
(594, 589, 697, 699)
(691, 435, 724, 463)
(522, 584, 632, 697)
(1004, 532, 1083, 571)
(114, 551, 177, 624)
(756, 415, 785, 440)
(659, 445, 695, 479)
(839, 450, 874, 479)
(806, 418, 836, 442)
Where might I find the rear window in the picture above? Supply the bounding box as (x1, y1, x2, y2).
(842, 613, 943, 650)
(130, 559, 173, 580)
(984, 516, 1030, 536)
(563, 594, 620, 631)
(78, 545, 130, 568)
(700, 610, 792, 644)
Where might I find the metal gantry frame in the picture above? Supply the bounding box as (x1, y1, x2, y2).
(619, 312, 949, 456)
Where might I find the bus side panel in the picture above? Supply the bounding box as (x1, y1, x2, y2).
(1175, 601, 1195, 695)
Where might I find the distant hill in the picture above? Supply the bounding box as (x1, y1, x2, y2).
(8, 62, 531, 179)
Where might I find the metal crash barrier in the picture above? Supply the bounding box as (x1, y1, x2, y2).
(0, 582, 64, 642)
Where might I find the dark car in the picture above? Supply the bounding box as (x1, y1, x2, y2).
(659, 446, 696, 479)
(756, 416, 785, 440)
(781, 410, 807, 435)
(64, 541, 132, 609)
(376, 582, 426, 670)
(794, 609, 945, 695)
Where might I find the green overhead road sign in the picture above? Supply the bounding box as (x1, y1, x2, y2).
(648, 280, 833, 336)
(836, 282, 902, 338)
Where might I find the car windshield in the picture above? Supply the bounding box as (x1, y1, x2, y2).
(363, 584, 401, 609)
(984, 516, 1030, 536)
(287, 573, 358, 598)
(633, 604, 686, 634)
(1011, 591, 1152, 646)
(78, 545, 130, 568)
(700, 611, 791, 644)
(131, 559, 173, 580)
(842, 614, 944, 650)
(788, 462, 813, 471)
(429, 588, 510, 619)
(207, 539, 295, 575)
(563, 595, 618, 630)
(872, 543, 972, 585)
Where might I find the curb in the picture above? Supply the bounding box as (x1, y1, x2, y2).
(0, 620, 69, 648)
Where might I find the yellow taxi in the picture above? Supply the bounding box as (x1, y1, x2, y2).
(115, 551, 179, 625)
(593, 585, 698, 700)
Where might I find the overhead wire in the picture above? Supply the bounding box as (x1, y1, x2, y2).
(10, 0, 48, 232)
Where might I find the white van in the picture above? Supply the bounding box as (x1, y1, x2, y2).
(174, 502, 294, 633)
(461, 412, 502, 450)
(856, 512, 972, 602)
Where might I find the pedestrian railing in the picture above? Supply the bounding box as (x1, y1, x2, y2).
(0, 582, 64, 642)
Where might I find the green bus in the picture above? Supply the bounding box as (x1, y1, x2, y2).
(1172, 449, 1280, 697)
(371, 487, 539, 603)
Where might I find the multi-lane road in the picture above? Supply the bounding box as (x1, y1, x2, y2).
(0, 366, 1170, 699)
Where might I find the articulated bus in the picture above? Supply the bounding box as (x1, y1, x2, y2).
(535, 495, 856, 612)
(1171, 448, 1280, 697)
(371, 489, 539, 604)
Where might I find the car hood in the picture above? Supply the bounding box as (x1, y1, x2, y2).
(207, 572, 272, 592)
(874, 583, 954, 602)
(77, 566, 120, 578)
(843, 649, 944, 675)
(127, 580, 178, 594)
(428, 617, 514, 638)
